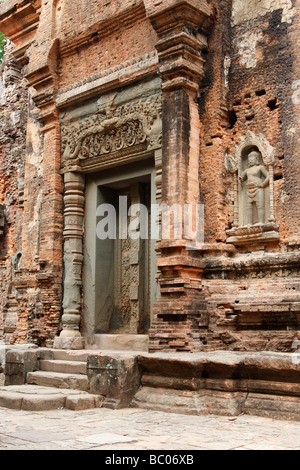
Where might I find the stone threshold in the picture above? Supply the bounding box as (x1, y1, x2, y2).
(84, 333, 149, 352)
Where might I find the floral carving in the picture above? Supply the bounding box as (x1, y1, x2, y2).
(61, 94, 162, 169)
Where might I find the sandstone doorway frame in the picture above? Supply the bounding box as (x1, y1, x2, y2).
(54, 77, 163, 350)
(82, 157, 159, 345)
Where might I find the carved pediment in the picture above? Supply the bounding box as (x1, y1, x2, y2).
(61, 94, 162, 171)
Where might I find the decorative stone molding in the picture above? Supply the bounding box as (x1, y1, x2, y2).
(226, 131, 279, 245)
(61, 94, 162, 172)
(226, 223, 280, 246)
(54, 172, 85, 350)
(144, 0, 213, 92)
(0, 0, 42, 67)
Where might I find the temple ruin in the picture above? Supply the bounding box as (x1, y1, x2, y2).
(0, 0, 299, 419)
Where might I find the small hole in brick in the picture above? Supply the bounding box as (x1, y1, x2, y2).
(233, 98, 242, 106)
(255, 89, 266, 96)
(274, 172, 283, 181)
(228, 109, 237, 129)
(267, 98, 278, 110)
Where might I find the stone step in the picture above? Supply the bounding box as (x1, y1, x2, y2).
(27, 371, 89, 392)
(39, 349, 92, 362)
(0, 385, 103, 411)
(88, 334, 149, 352)
(39, 359, 87, 375)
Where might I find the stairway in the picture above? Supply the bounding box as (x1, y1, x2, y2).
(27, 350, 90, 392)
(0, 349, 104, 411)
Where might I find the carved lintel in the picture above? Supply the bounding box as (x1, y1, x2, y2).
(61, 94, 162, 172)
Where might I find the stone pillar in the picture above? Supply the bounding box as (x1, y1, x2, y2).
(54, 172, 85, 350)
(145, 0, 213, 223)
(129, 183, 142, 334)
(145, 0, 213, 352)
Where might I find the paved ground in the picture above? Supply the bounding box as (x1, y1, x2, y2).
(0, 406, 299, 450)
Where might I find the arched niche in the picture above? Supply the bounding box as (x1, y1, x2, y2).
(226, 131, 279, 246)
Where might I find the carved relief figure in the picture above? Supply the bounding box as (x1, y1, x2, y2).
(226, 132, 279, 244)
(240, 149, 270, 225)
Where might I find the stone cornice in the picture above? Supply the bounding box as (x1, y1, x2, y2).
(0, 0, 41, 66)
(204, 251, 300, 276)
(144, 0, 213, 35)
(144, 0, 214, 92)
(0, 0, 41, 36)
